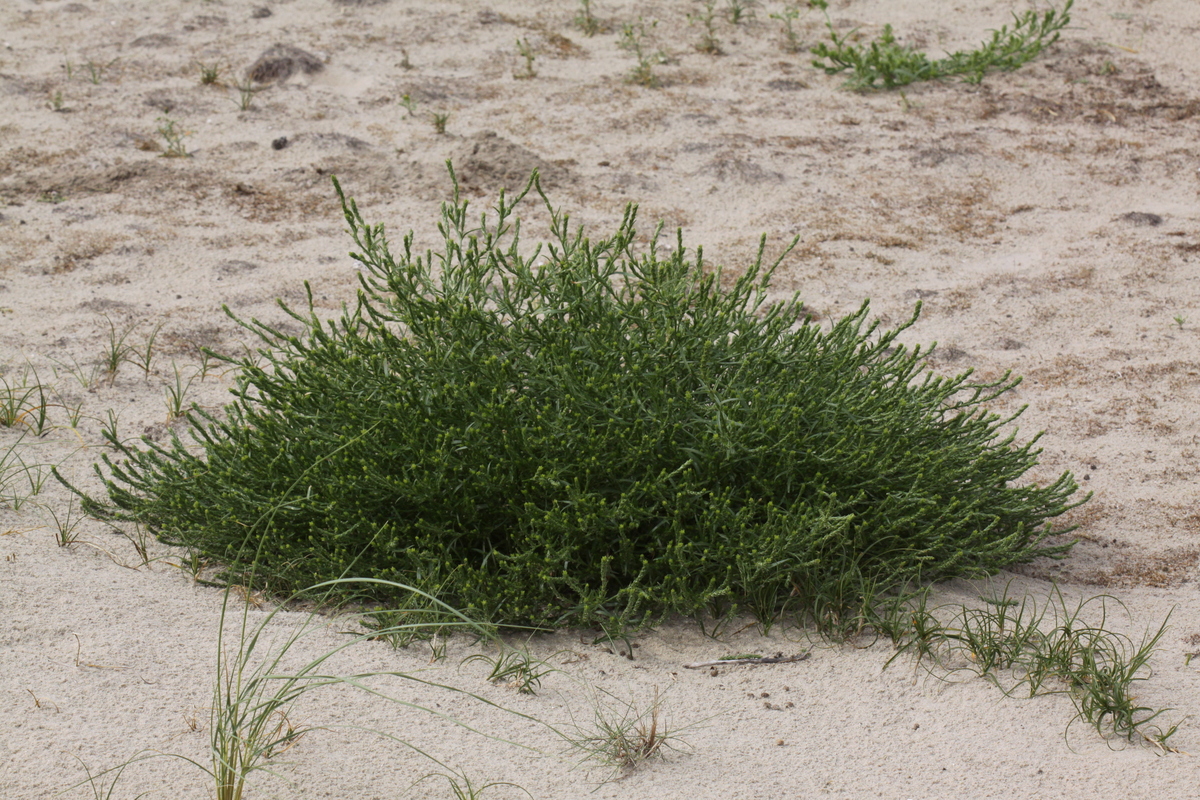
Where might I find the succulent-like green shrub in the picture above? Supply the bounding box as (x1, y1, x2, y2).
(84, 171, 1084, 630)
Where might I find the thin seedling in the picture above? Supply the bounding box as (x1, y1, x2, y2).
(770, 2, 817, 54)
(514, 38, 537, 79)
(197, 61, 225, 86)
(156, 115, 191, 158)
(52, 388, 86, 429)
(83, 58, 117, 85)
(98, 315, 137, 384)
(164, 362, 198, 421)
(0, 370, 48, 434)
(51, 356, 103, 390)
(725, 0, 759, 25)
(618, 19, 668, 87)
(431, 111, 450, 134)
(1, 433, 49, 511)
(574, 0, 605, 36)
(127, 320, 164, 378)
(689, 1, 723, 55)
(231, 78, 265, 111)
(1172, 314, 1186, 329)
(49, 90, 67, 112)
(399, 93, 418, 118)
(47, 494, 86, 547)
(463, 642, 557, 695)
(99, 408, 125, 451)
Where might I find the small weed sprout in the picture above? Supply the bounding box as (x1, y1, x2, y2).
(619, 19, 668, 87)
(574, 0, 604, 36)
(51, 356, 103, 390)
(231, 77, 265, 111)
(725, 0, 759, 25)
(128, 320, 164, 378)
(770, 2, 818, 53)
(197, 61, 225, 85)
(49, 90, 67, 112)
(99, 315, 137, 384)
(399, 47, 413, 70)
(1172, 314, 1185, 329)
(156, 116, 191, 158)
(0, 370, 48, 433)
(431, 111, 450, 134)
(164, 363, 197, 421)
(61, 57, 74, 81)
(83, 58, 116, 85)
(689, 1, 723, 55)
(1, 433, 48, 511)
(47, 495, 85, 547)
(514, 38, 537, 79)
(463, 643, 557, 695)
(399, 93, 418, 117)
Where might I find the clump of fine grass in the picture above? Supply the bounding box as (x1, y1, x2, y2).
(811, 0, 1073, 90)
(868, 584, 1180, 750)
(71, 165, 1085, 634)
(563, 686, 694, 773)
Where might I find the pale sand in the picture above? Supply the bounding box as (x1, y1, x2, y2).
(2, 1, 1199, 797)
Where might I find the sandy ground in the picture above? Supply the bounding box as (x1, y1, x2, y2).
(2, 0, 1199, 797)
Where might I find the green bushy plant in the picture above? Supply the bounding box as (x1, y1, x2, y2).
(72, 166, 1085, 632)
(811, 0, 1073, 90)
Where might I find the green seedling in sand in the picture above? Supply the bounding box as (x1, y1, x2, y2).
(811, 0, 1073, 90)
(197, 61, 224, 85)
(0, 369, 48, 434)
(619, 18, 669, 87)
(514, 37, 537, 79)
(98, 315, 137, 384)
(689, 1, 723, 55)
(156, 115, 191, 157)
(431, 111, 450, 134)
(1, 433, 49, 511)
(231, 77, 265, 111)
(464, 642, 558, 695)
(164, 362, 198, 421)
(770, 1, 822, 54)
(126, 320, 164, 378)
(574, 0, 604, 37)
(83, 58, 117, 85)
(724, 0, 759, 25)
